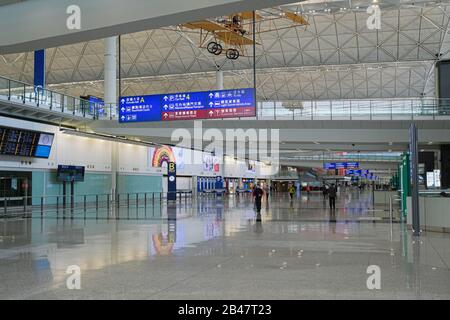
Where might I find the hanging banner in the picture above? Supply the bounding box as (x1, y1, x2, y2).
(34, 50, 45, 91)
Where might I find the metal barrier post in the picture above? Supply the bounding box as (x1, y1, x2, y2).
(4, 197, 7, 215)
(96, 195, 99, 211)
(144, 193, 147, 208)
(40, 196, 44, 217)
(127, 193, 130, 208)
(350, 100, 352, 120)
(389, 195, 393, 243)
(84, 195, 87, 212)
(136, 193, 139, 208)
(107, 194, 110, 211)
(117, 194, 120, 208)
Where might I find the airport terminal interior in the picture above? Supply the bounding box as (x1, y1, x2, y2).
(0, 0, 449, 300)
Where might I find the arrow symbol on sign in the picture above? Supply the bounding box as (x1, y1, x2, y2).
(121, 116, 125, 120)
(164, 105, 168, 109)
(209, 110, 213, 116)
(121, 99, 125, 104)
(121, 107, 125, 112)
(163, 96, 168, 101)
(164, 113, 168, 118)
(209, 102, 213, 107)
(209, 93, 214, 98)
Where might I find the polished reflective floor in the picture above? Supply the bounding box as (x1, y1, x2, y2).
(0, 191, 449, 300)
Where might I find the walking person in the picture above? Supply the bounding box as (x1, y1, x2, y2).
(263, 184, 270, 202)
(288, 184, 295, 200)
(328, 183, 337, 210)
(253, 184, 264, 213)
(322, 184, 328, 200)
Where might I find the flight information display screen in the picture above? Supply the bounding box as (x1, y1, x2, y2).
(57, 165, 85, 182)
(0, 125, 54, 158)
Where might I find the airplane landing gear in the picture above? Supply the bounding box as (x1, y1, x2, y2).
(207, 41, 223, 55)
(226, 48, 240, 60)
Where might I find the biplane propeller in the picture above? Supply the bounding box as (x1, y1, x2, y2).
(180, 8, 309, 60)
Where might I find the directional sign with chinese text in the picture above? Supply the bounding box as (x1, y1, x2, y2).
(119, 88, 255, 123)
(323, 162, 359, 170)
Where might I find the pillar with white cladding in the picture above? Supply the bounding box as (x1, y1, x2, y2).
(216, 70, 224, 90)
(104, 37, 117, 118)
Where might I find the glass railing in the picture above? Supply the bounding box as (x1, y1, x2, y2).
(2, 74, 450, 121)
(253, 99, 450, 121)
(280, 154, 402, 162)
(0, 75, 96, 119)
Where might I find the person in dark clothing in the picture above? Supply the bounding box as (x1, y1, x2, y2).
(253, 184, 264, 212)
(328, 183, 337, 210)
(322, 184, 328, 199)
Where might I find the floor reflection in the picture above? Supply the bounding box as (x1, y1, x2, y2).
(0, 192, 449, 299)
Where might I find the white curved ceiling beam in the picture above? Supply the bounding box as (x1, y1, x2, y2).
(0, 0, 299, 54)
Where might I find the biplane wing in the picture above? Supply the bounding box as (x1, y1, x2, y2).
(182, 20, 229, 32)
(237, 11, 262, 20)
(215, 31, 257, 46)
(281, 11, 309, 25)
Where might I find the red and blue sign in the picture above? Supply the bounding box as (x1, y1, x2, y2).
(119, 88, 255, 123)
(323, 162, 359, 170)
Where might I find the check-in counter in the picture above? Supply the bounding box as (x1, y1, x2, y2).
(407, 194, 450, 233)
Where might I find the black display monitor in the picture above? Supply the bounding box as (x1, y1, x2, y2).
(0, 125, 54, 158)
(57, 165, 85, 182)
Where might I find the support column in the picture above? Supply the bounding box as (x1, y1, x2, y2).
(192, 175, 198, 198)
(104, 37, 117, 118)
(441, 145, 450, 189)
(409, 123, 420, 236)
(111, 141, 118, 200)
(216, 70, 224, 90)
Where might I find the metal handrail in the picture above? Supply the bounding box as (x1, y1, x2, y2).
(0, 191, 196, 218)
(2, 74, 450, 121)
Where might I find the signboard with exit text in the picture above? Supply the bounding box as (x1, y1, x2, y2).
(119, 88, 256, 123)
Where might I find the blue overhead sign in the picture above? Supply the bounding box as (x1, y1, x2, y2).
(119, 88, 256, 123)
(335, 162, 346, 169)
(89, 96, 105, 116)
(346, 162, 359, 169)
(324, 162, 359, 170)
(323, 163, 336, 170)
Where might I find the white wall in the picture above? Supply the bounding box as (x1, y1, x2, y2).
(0, 116, 279, 178)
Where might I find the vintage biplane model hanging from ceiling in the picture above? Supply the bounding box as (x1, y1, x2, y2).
(178, 8, 309, 60)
